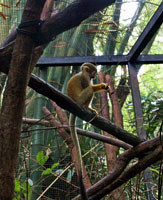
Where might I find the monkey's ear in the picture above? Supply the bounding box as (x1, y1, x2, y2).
(84, 66, 89, 72)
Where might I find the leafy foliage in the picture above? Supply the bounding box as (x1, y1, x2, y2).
(14, 179, 32, 200)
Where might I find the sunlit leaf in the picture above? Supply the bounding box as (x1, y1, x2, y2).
(36, 151, 49, 166)
(42, 168, 52, 176)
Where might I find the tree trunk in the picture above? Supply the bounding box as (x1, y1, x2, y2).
(99, 72, 125, 200)
(0, 0, 45, 199)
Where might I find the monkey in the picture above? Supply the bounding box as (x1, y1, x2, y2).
(67, 63, 108, 200)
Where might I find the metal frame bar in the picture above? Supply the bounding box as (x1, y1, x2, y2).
(127, 2, 163, 138)
(128, 2, 163, 61)
(37, 55, 128, 66)
(128, 62, 146, 139)
(37, 54, 163, 67)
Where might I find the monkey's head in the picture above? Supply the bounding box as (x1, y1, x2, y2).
(81, 63, 97, 80)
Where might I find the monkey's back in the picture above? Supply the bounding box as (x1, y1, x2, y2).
(67, 73, 90, 103)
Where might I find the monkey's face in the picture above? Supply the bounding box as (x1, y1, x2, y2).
(90, 70, 96, 79)
(83, 65, 97, 80)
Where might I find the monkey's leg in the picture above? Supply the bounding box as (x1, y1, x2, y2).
(77, 86, 93, 106)
(79, 87, 98, 114)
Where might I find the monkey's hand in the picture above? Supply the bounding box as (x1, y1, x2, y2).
(101, 83, 109, 90)
(92, 83, 109, 93)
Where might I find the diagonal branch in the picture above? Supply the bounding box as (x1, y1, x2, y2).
(22, 117, 132, 149)
(0, 0, 116, 48)
(87, 136, 162, 199)
(41, 0, 116, 44)
(89, 145, 162, 199)
(29, 74, 143, 146)
(51, 102, 132, 149)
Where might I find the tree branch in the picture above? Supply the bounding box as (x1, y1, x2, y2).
(29, 74, 143, 146)
(87, 136, 163, 199)
(51, 102, 132, 149)
(0, 0, 46, 198)
(22, 117, 132, 149)
(0, 0, 116, 48)
(89, 145, 162, 199)
(41, 0, 116, 44)
(77, 129, 132, 150)
(22, 117, 50, 126)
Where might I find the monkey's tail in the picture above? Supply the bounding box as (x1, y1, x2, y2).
(69, 114, 88, 200)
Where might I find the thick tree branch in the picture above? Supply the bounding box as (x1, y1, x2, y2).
(0, 0, 46, 199)
(87, 136, 163, 199)
(0, 0, 115, 48)
(29, 74, 142, 146)
(76, 129, 132, 149)
(73, 136, 162, 199)
(23, 117, 50, 126)
(41, 0, 116, 43)
(22, 117, 132, 149)
(89, 145, 162, 199)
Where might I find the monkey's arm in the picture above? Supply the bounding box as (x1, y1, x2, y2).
(92, 83, 108, 93)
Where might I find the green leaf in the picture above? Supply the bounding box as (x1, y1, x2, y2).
(150, 168, 159, 174)
(23, 181, 32, 200)
(36, 151, 49, 166)
(51, 162, 59, 169)
(41, 162, 59, 175)
(13, 195, 20, 200)
(14, 179, 21, 193)
(42, 168, 52, 176)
